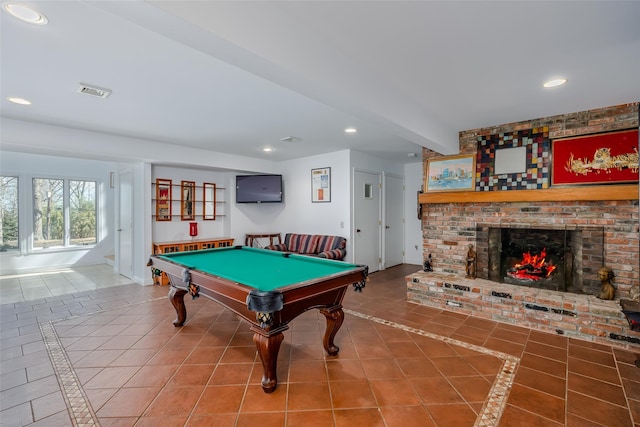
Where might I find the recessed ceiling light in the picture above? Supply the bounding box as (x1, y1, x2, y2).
(543, 78, 567, 88)
(7, 97, 31, 105)
(345, 127, 357, 133)
(2, 2, 48, 25)
(262, 147, 272, 152)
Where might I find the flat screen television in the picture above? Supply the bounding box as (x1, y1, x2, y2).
(236, 174, 283, 203)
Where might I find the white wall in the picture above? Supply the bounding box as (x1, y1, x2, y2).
(151, 166, 232, 242)
(1, 117, 280, 174)
(404, 162, 424, 265)
(275, 150, 351, 236)
(1, 119, 421, 280)
(350, 149, 405, 175)
(225, 150, 352, 255)
(0, 152, 118, 274)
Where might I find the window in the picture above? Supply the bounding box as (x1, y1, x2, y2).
(33, 178, 64, 248)
(70, 180, 96, 246)
(32, 178, 97, 249)
(0, 176, 19, 251)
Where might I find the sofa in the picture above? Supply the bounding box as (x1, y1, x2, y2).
(265, 233, 347, 260)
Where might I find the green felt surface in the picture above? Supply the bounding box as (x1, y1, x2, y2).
(158, 246, 359, 291)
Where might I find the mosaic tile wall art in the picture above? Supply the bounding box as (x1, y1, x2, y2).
(476, 127, 551, 191)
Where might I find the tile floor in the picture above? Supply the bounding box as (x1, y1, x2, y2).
(1, 263, 640, 426)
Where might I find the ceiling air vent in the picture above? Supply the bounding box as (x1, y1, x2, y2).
(280, 136, 301, 143)
(77, 83, 111, 99)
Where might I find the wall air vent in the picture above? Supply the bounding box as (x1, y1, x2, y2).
(77, 83, 111, 99)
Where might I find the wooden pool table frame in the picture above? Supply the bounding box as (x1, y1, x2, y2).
(149, 248, 367, 393)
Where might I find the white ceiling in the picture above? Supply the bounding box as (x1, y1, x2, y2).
(2, 1, 639, 165)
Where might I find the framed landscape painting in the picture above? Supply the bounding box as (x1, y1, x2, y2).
(552, 129, 639, 185)
(425, 154, 476, 192)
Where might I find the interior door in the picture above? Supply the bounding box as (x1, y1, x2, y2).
(118, 170, 133, 279)
(384, 174, 404, 268)
(353, 170, 381, 273)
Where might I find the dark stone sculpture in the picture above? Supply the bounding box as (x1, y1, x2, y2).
(423, 253, 433, 272)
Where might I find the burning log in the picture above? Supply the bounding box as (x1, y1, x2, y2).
(507, 248, 557, 281)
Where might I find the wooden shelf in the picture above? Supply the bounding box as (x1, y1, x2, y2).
(152, 183, 226, 190)
(152, 214, 226, 217)
(419, 184, 638, 204)
(150, 237, 235, 285)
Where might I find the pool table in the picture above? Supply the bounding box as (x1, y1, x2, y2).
(149, 245, 368, 393)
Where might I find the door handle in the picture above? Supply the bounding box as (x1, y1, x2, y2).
(356, 229, 361, 232)
(385, 226, 390, 229)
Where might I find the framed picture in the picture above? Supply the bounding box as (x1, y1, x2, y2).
(203, 182, 216, 220)
(311, 167, 331, 202)
(181, 180, 196, 220)
(425, 154, 476, 192)
(155, 178, 172, 221)
(552, 129, 639, 185)
(476, 127, 551, 191)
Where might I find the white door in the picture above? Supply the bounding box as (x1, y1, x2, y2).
(384, 174, 404, 268)
(353, 170, 381, 273)
(118, 170, 133, 279)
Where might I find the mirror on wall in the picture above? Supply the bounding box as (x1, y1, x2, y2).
(181, 180, 195, 221)
(203, 182, 216, 220)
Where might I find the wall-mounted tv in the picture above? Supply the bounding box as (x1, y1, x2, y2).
(236, 174, 283, 203)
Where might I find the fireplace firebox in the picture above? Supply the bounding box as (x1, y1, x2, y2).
(477, 225, 604, 295)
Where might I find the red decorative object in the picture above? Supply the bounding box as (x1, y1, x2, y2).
(189, 222, 198, 237)
(552, 129, 639, 185)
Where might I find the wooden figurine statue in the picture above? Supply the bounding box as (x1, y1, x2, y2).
(597, 266, 615, 300)
(466, 244, 477, 279)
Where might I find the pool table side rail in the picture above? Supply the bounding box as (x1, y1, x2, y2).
(154, 246, 363, 292)
(149, 254, 367, 328)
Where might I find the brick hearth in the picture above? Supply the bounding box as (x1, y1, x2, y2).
(407, 271, 640, 349)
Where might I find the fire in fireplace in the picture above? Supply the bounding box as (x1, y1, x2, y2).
(506, 248, 557, 282)
(478, 224, 604, 295)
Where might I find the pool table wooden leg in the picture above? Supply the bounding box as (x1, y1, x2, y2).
(320, 306, 344, 356)
(252, 330, 284, 393)
(169, 286, 188, 327)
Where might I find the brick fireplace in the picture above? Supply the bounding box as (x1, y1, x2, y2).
(411, 103, 640, 348)
(480, 224, 604, 295)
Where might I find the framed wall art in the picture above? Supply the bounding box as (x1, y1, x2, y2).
(181, 180, 196, 220)
(311, 167, 331, 202)
(476, 127, 551, 191)
(203, 182, 216, 220)
(155, 178, 172, 221)
(425, 154, 476, 192)
(552, 129, 639, 185)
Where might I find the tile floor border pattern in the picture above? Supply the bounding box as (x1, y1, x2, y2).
(36, 289, 521, 427)
(39, 320, 97, 427)
(37, 295, 169, 427)
(343, 309, 520, 427)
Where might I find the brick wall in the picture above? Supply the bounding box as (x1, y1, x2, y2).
(421, 103, 639, 294)
(416, 103, 639, 346)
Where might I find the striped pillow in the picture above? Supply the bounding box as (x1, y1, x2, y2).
(316, 235, 346, 253)
(317, 249, 345, 260)
(287, 234, 319, 254)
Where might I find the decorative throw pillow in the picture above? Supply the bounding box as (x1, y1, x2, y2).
(288, 234, 319, 254)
